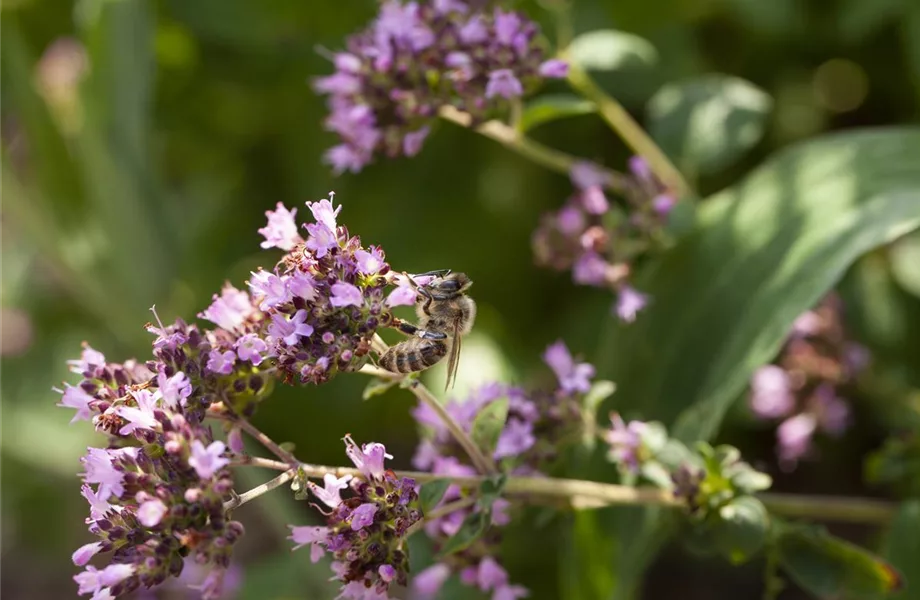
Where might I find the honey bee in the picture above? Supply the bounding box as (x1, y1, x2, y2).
(379, 270, 476, 389)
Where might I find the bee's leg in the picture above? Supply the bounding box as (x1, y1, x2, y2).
(403, 272, 435, 315)
(391, 318, 447, 340)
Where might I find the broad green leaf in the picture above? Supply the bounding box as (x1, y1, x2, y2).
(580, 379, 616, 449)
(837, 0, 905, 43)
(439, 510, 489, 556)
(591, 127, 920, 598)
(419, 479, 451, 515)
(567, 29, 658, 72)
(600, 128, 920, 444)
(470, 398, 509, 457)
(647, 74, 773, 175)
(889, 230, 920, 299)
(518, 94, 596, 133)
(882, 500, 920, 600)
(777, 525, 903, 598)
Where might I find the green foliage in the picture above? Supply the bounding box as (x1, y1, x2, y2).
(646, 74, 773, 175)
(419, 479, 452, 514)
(776, 524, 903, 598)
(882, 501, 920, 600)
(566, 29, 659, 72)
(470, 397, 509, 457)
(439, 510, 490, 557)
(518, 94, 597, 133)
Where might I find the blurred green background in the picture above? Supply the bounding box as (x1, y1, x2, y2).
(2, 0, 919, 598)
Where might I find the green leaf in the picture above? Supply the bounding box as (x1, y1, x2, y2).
(592, 127, 920, 597)
(478, 474, 508, 508)
(580, 379, 616, 449)
(470, 398, 509, 457)
(777, 525, 903, 598)
(647, 74, 773, 175)
(362, 378, 397, 400)
(419, 479, 451, 515)
(714, 496, 770, 564)
(518, 94, 597, 133)
(601, 128, 920, 444)
(567, 29, 659, 72)
(439, 510, 489, 556)
(882, 500, 920, 600)
(889, 230, 920, 299)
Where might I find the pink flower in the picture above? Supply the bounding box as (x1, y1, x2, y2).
(72, 542, 103, 566)
(199, 284, 255, 331)
(355, 248, 386, 275)
(413, 564, 451, 598)
(115, 389, 161, 435)
(749, 365, 794, 419)
(67, 344, 106, 374)
(258, 202, 302, 250)
(350, 503, 378, 530)
(235, 333, 268, 365)
(268, 310, 314, 346)
(307, 195, 342, 231)
(344, 436, 392, 480)
(485, 69, 523, 99)
(330, 282, 364, 307)
(308, 473, 353, 508)
(543, 340, 595, 394)
(206, 349, 236, 375)
(386, 283, 417, 307)
(188, 440, 229, 480)
(539, 59, 569, 78)
(494, 419, 535, 459)
(57, 384, 95, 423)
(136, 499, 167, 527)
(249, 270, 291, 310)
(289, 525, 329, 563)
(614, 286, 649, 322)
(158, 371, 192, 410)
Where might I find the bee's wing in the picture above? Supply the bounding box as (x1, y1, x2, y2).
(444, 318, 463, 391)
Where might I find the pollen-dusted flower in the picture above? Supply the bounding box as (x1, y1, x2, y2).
(313, 1, 567, 173)
(289, 438, 421, 598)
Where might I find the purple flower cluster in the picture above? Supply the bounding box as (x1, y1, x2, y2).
(199, 193, 411, 387)
(532, 157, 678, 322)
(313, 0, 568, 174)
(411, 341, 595, 599)
(61, 346, 243, 600)
(289, 437, 421, 599)
(748, 294, 869, 470)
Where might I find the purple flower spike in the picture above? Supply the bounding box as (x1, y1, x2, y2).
(206, 349, 236, 375)
(137, 499, 168, 527)
(543, 340, 595, 394)
(539, 59, 569, 78)
(387, 282, 417, 307)
(355, 247, 386, 275)
(308, 473, 353, 509)
(235, 333, 268, 365)
(344, 436, 392, 480)
(330, 282, 364, 307)
(350, 503, 378, 531)
(614, 286, 649, 322)
(57, 384, 95, 423)
(188, 440, 229, 480)
(258, 202, 302, 251)
(486, 69, 524, 99)
(307, 195, 342, 231)
(494, 418, 536, 459)
(305, 223, 339, 258)
(414, 564, 452, 598)
(749, 365, 794, 419)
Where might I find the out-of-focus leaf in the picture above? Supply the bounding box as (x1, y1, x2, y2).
(647, 74, 772, 175)
(777, 525, 903, 598)
(600, 128, 920, 444)
(882, 500, 920, 600)
(713, 496, 770, 564)
(837, 0, 905, 43)
(889, 230, 920, 299)
(589, 128, 920, 597)
(903, 5, 920, 85)
(724, 0, 805, 37)
(439, 510, 489, 556)
(580, 380, 616, 449)
(518, 94, 596, 133)
(419, 479, 451, 514)
(567, 29, 659, 72)
(478, 474, 507, 508)
(470, 397, 508, 457)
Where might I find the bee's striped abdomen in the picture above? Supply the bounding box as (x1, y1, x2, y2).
(379, 339, 447, 374)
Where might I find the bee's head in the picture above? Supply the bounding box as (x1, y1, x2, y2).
(428, 272, 472, 297)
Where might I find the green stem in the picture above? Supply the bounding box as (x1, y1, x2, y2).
(224, 468, 295, 512)
(236, 458, 896, 525)
(438, 105, 630, 194)
(365, 336, 498, 475)
(565, 64, 692, 197)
